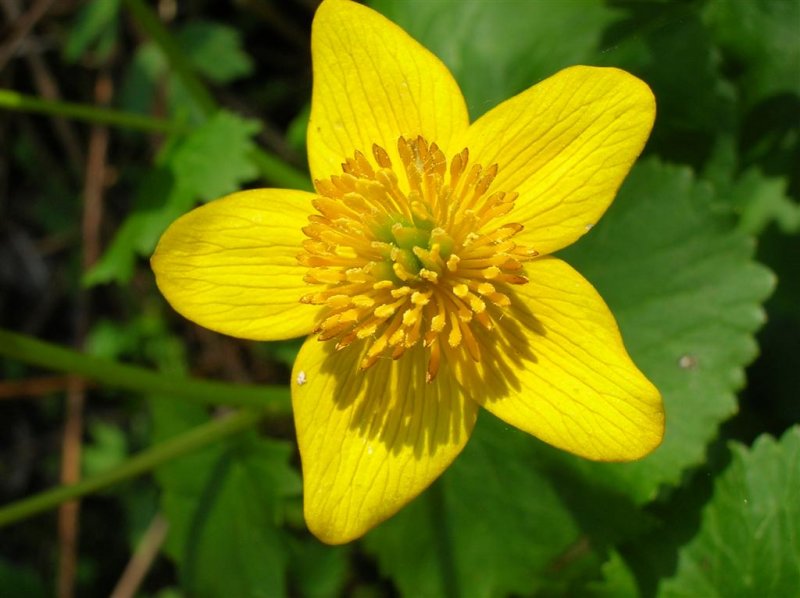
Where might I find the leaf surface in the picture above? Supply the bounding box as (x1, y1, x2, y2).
(660, 427, 800, 597)
(558, 159, 774, 502)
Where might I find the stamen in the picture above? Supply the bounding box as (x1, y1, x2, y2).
(298, 136, 536, 381)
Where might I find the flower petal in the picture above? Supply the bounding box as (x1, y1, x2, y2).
(465, 257, 663, 461)
(307, 0, 469, 181)
(292, 337, 477, 544)
(463, 66, 655, 255)
(151, 189, 320, 340)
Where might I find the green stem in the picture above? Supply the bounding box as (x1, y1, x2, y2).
(121, 0, 312, 190)
(0, 329, 290, 411)
(0, 91, 312, 188)
(0, 89, 188, 134)
(122, 0, 216, 116)
(0, 408, 263, 528)
(249, 148, 313, 191)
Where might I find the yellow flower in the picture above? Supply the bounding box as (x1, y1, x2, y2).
(151, 0, 664, 544)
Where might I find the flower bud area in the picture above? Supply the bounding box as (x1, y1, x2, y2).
(299, 136, 537, 381)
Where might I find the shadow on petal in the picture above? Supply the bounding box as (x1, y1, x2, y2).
(316, 340, 474, 459)
(292, 334, 480, 542)
(448, 285, 545, 405)
(457, 256, 664, 461)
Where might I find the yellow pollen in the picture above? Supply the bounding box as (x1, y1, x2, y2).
(298, 136, 536, 381)
(453, 284, 469, 298)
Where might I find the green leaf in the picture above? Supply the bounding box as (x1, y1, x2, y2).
(702, 139, 800, 235)
(82, 420, 129, 477)
(118, 43, 165, 116)
(287, 538, 350, 598)
(119, 20, 252, 119)
(150, 390, 301, 598)
(585, 551, 639, 598)
(170, 111, 261, 202)
(703, 0, 800, 106)
(557, 159, 774, 502)
(132, 313, 297, 595)
(83, 165, 194, 286)
(364, 416, 583, 597)
(64, 0, 121, 63)
(369, 0, 620, 119)
(177, 21, 254, 84)
(180, 438, 301, 598)
(151, 400, 222, 563)
(362, 159, 773, 595)
(729, 169, 800, 235)
(660, 427, 800, 597)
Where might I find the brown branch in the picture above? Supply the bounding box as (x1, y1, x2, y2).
(56, 70, 113, 598)
(0, 0, 55, 69)
(0, 375, 94, 399)
(109, 514, 169, 598)
(57, 376, 85, 598)
(81, 74, 112, 267)
(548, 535, 592, 573)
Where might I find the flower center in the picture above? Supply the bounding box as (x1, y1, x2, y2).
(299, 136, 537, 381)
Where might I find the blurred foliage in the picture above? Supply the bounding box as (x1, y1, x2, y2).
(0, 0, 797, 596)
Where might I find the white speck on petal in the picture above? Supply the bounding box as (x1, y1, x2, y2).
(584, 223, 594, 232)
(296, 370, 307, 386)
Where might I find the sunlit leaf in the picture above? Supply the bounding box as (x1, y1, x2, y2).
(557, 158, 774, 502)
(170, 111, 261, 201)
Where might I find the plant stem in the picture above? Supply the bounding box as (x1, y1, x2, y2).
(0, 408, 264, 528)
(249, 147, 313, 191)
(0, 329, 291, 411)
(0, 88, 313, 188)
(121, 0, 312, 190)
(0, 89, 187, 134)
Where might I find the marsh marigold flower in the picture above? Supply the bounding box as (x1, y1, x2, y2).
(152, 0, 664, 544)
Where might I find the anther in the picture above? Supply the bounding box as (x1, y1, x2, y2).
(299, 135, 536, 381)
